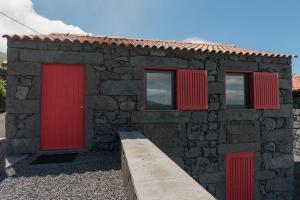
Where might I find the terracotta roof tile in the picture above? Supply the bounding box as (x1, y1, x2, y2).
(2, 33, 297, 58)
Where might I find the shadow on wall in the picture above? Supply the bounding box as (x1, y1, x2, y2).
(294, 158, 300, 198)
(0, 152, 121, 182)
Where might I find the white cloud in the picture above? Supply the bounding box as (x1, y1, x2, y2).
(182, 37, 215, 44)
(0, 0, 86, 53)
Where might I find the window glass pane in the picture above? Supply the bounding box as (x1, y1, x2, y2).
(146, 71, 174, 110)
(226, 74, 247, 108)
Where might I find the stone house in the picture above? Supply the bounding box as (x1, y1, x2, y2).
(3, 33, 296, 199)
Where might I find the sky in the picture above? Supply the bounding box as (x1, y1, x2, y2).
(0, 0, 299, 73)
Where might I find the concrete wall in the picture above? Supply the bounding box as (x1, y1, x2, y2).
(0, 113, 5, 138)
(5, 39, 294, 199)
(120, 131, 215, 200)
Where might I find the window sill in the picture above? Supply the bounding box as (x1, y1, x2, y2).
(143, 109, 177, 112)
(224, 108, 254, 111)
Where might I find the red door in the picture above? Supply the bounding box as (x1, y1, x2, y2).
(226, 152, 254, 200)
(41, 64, 85, 151)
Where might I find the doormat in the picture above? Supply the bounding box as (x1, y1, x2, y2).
(30, 153, 78, 165)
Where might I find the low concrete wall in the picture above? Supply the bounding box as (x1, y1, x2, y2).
(0, 113, 5, 138)
(119, 131, 215, 200)
(0, 138, 6, 174)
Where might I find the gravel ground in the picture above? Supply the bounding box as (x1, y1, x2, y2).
(0, 152, 127, 200)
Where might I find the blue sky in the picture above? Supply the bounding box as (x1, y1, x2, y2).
(31, 0, 299, 73)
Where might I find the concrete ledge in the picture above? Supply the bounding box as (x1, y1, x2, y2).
(0, 138, 6, 174)
(119, 131, 215, 200)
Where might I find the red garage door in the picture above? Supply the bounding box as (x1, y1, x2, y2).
(41, 64, 85, 151)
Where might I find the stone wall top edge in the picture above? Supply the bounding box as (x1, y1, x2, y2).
(6, 39, 291, 65)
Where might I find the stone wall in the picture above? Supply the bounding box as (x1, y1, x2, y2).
(293, 92, 300, 157)
(0, 138, 6, 174)
(5, 39, 294, 199)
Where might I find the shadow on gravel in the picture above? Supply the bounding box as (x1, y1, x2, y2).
(6, 152, 121, 179)
(0, 173, 8, 183)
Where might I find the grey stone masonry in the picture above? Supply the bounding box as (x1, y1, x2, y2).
(293, 109, 300, 156)
(5, 38, 294, 199)
(0, 138, 6, 174)
(293, 93, 300, 157)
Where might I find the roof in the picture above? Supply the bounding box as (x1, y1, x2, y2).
(293, 75, 300, 91)
(3, 33, 296, 58)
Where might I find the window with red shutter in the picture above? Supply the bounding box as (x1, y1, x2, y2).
(176, 69, 208, 110)
(226, 152, 254, 200)
(252, 72, 280, 109)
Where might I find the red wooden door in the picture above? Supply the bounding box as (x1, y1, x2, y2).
(226, 152, 254, 200)
(41, 64, 85, 151)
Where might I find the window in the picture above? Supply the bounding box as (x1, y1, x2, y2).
(226, 73, 250, 109)
(145, 70, 175, 110)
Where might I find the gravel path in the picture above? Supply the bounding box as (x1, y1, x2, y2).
(0, 152, 127, 200)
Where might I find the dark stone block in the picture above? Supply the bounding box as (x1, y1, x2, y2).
(265, 177, 293, 191)
(221, 60, 258, 71)
(208, 82, 225, 94)
(86, 65, 98, 95)
(263, 104, 292, 118)
(218, 143, 260, 154)
(143, 123, 178, 148)
(86, 96, 118, 110)
(225, 121, 255, 143)
(101, 80, 143, 95)
(8, 61, 41, 75)
(130, 56, 187, 67)
(187, 131, 204, 141)
(8, 138, 39, 154)
(27, 77, 41, 100)
(256, 171, 276, 180)
(96, 135, 115, 143)
(206, 132, 218, 141)
(132, 111, 190, 123)
(6, 100, 40, 113)
(95, 123, 112, 134)
(262, 129, 293, 142)
(198, 172, 225, 183)
(7, 48, 19, 61)
(192, 112, 207, 123)
(264, 154, 294, 169)
(220, 110, 261, 121)
(20, 49, 104, 64)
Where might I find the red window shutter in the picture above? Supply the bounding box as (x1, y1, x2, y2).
(226, 152, 254, 200)
(252, 72, 280, 109)
(176, 69, 208, 110)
